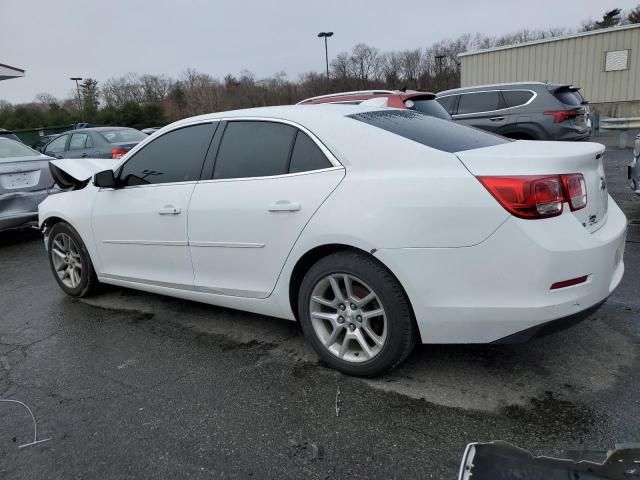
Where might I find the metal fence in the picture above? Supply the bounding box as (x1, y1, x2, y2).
(12, 124, 75, 147)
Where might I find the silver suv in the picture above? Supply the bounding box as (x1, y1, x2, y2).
(436, 82, 591, 141)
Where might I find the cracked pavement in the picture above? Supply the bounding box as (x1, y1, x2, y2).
(0, 147, 639, 479)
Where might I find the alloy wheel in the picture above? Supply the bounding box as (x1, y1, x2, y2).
(51, 232, 83, 289)
(309, 273, 387, 363)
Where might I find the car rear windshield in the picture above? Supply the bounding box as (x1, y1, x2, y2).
(0, 138, 39, 159)
(99, 129, 147, 144)
(553, 87, 584, 106)
(406, 99, 451, 119)
(347, 110, 510, 153)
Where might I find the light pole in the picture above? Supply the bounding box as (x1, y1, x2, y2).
(70, 77, 84, 122)
(317, 32, 333, 83)
(434, 55, 445, 90)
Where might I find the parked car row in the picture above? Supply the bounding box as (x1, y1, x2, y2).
(38, 103, 625, 377)
(296, 81, 592, 141)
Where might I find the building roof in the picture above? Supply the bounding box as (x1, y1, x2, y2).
(459, 23, 640, 58)
(0, 62, 25, 81)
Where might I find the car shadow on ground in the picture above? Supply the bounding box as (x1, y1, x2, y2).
(0, 228, 41, 248)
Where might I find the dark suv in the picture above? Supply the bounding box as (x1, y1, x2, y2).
(436, 82, 590, 141)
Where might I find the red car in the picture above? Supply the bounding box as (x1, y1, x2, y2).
(296, 89, 451, 119)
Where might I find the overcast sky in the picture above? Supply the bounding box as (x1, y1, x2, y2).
(0, 0, 635, 104)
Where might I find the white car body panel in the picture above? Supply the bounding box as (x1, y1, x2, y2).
(38, 105, 627, 345)
(188, 168, 345, 298)
(92, 183, 197, 286)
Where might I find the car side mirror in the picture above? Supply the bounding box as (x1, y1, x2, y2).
(94, 169, 116, 188)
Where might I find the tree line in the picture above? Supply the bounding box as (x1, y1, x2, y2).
(1, 5, 638, 131)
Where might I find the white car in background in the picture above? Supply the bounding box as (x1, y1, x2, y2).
(38, 105, 627, 376)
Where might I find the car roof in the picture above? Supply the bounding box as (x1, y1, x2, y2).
(437, 81, 572, 96)
(166, 104, 385, 129)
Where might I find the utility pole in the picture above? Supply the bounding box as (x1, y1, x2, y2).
(317, 32, 334, 84)
(434, 55, 445, 90)
(70, 77, 84, 123)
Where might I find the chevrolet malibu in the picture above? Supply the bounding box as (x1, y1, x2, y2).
(38, 105, 627, 377)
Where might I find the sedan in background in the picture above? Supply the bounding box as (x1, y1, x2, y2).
(629, 133, 640, 195)
(43, 127, 147, 160)
(0, 137, 57, 232)
(39, 105, 626, 377)
(0, 128, 21, 142)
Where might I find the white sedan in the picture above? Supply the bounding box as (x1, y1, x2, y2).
(39, 105, 627, 376)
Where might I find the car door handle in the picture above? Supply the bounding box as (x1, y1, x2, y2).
(81, 153, 89, 158)
(489, 116, 505, 121)
(268, 200, 301, 212)
(158, 205, 181, 215)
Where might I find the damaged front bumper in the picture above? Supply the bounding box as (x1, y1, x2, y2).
(459, 441, 640, 480)
(0, 189, 60, 232)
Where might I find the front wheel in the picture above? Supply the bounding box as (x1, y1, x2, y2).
(47, 222, 99, 297)
(298, 251, 416, 377)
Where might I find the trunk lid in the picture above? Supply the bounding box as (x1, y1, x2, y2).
(456, 140, 608, 232)
(0, 155, 54, 194)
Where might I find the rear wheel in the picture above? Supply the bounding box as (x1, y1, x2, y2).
(47, 222, 99, 297)
(298, 251, 416, 377)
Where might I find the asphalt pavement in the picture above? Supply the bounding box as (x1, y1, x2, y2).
(0, 146, 638, 479)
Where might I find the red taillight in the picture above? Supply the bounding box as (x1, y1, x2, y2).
(477, 175, 563, 219)
(561, 173, 587, 211)
(543, 110, 579, 123)
(478, 174, 587, 219)
(550, 275, 589, 290)
(111, 148, 127, 159)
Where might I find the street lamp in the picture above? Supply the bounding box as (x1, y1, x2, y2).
(70, 77, 84, 122)
(317, 32, 333, 82)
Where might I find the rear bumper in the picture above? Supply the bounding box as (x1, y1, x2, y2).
(374, 197, 627, 344)
(0, 189, 55, 231)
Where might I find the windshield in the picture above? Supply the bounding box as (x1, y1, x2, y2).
(0, 138, 40, 158)
(99, 129, 147, 144)
(407, 99, 452, 119)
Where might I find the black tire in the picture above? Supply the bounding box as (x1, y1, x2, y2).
(298, 250, 416, 377)
(47, 222, 99, 297)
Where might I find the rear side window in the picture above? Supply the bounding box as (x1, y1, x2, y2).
(119, 123, 213, 186)
(553, 88, 584, 106)
(502, 90, 534, 108)
(213, 121, 296, 179)
(436, 95, 457, 114)
(69, 133, 89, 150)
(348, 110, 510, 153)
(407, 99, 451, 120)
(457, 91, 504, 115)
(289, 132, 332, 173)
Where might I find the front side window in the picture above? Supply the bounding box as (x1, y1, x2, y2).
(213, 121, 296, 180)
(456, 91, 504, 115)
(44, 135, 68, 154)
(289, 132, 332, 174)
(69, 133, 89, 150)
(118, 123, 213, 186)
